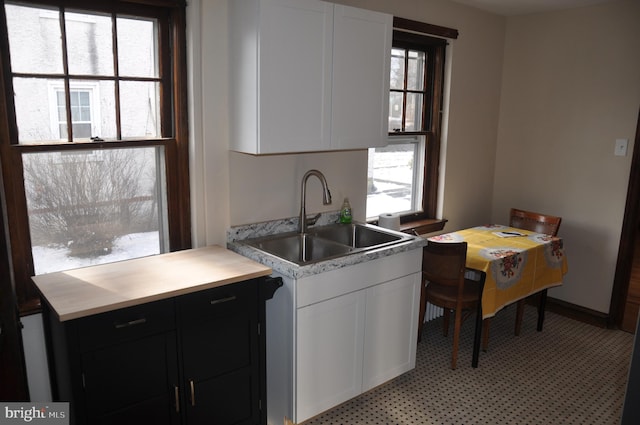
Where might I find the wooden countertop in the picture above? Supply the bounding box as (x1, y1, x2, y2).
(32, 245, 272, 322)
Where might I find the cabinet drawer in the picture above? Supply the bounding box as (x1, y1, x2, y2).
(77, 299, 176, 352)
(178, 280, 255, 323)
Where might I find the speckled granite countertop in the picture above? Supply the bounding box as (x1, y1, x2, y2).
(226, 212, 427, 279)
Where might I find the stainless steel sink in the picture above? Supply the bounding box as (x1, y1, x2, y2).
(248, 233, 353, 264)
(243, 222, 413, 265)
(308, 223, 411, 248)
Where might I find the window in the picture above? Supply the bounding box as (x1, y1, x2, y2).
(0, 0, 190, 314)
(52, 86, 97, 139)
(367, 19, 456, 233)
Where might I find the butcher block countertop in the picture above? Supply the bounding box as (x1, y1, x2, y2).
(32, 245, 272, 322)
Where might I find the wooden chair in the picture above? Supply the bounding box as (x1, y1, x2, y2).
(509, 208, 562, 238)
(510, 208, 561, 335)
(421, 241, 483, 369)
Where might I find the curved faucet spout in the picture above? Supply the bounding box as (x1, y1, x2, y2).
(299, 170, 332, 234)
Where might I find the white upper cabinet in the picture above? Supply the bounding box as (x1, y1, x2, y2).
(331, 5, 392, 150)
(229, 0, 392, 154)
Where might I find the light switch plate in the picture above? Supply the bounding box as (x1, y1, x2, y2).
(615, 138, 628, 156)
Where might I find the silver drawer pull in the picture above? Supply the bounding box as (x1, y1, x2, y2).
(210, 295, 236, 305)
(114, 318, 147, 329)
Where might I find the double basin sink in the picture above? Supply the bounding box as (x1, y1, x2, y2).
(243, 222, 414, 265)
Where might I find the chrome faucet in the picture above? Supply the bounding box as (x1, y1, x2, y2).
(299, 169, 332, 234)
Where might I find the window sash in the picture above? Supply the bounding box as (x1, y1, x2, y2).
(366, 136, 425, 221)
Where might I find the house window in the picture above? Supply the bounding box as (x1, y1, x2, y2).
(52, 87, 97, 139)
(60, 90, 92, 138)
(0, 0, 190, 313)
(366, 23, 452, 230)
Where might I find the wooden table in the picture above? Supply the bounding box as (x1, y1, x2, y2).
(428, 225, 568, 366)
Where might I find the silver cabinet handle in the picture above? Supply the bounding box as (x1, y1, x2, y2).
(114, 318, 147, 329)
(174, 385, 180, 413)
(210, 295, 236, 305)
(189, 380, 195, 406)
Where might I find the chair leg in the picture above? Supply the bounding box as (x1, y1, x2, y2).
(515, 299, 525, 336)
(482, 318, 491, 352)
(451, 307, 462, 369)
(443, 308, 451, 337)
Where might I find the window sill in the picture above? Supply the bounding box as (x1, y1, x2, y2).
(399, 218, 447, 236)
(19, 298, 42, 317)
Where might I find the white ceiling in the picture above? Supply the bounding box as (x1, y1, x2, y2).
(449, 0, 617, 16)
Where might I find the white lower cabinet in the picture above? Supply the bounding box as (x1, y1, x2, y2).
(296, 290, 366, 421)
(265, 248, 422, 424)
(362, 275, 420, 391)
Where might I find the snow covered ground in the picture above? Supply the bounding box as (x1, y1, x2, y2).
(32, 231, 159, 275)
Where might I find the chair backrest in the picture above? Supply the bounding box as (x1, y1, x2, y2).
(422, 241, 468, 290)
(509, 208, 562, 236)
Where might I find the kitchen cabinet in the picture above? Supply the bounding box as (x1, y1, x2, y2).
(362, 275, 421, 391)
(265, 248, 422, 424)
(296, 289, 365, 420)
(43, 279, 279, 425)
(296, 273, 420, 421)
(34, 246, 280, 425)
(76, 299, 179, 425)
(178, 282, 260, 425)
(229, 0, 392, 154)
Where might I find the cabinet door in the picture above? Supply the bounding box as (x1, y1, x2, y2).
(81, 332, 180, 425)
(296, 289, 366, 423)
(331, 5, 392, 149)
(259, 0, 333, 153)
(362, 272, 421, 391)
(179, 281, 259, 425)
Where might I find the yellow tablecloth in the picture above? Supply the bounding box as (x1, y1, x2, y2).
(429, 225, 568, 318)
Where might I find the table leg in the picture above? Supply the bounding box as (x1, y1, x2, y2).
(537, 289, 548, 331)
(472, 277, 485, 368)
(472, 303, 482, 368)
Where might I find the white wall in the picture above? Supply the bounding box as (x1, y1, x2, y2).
(492, 0, 640, 313)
